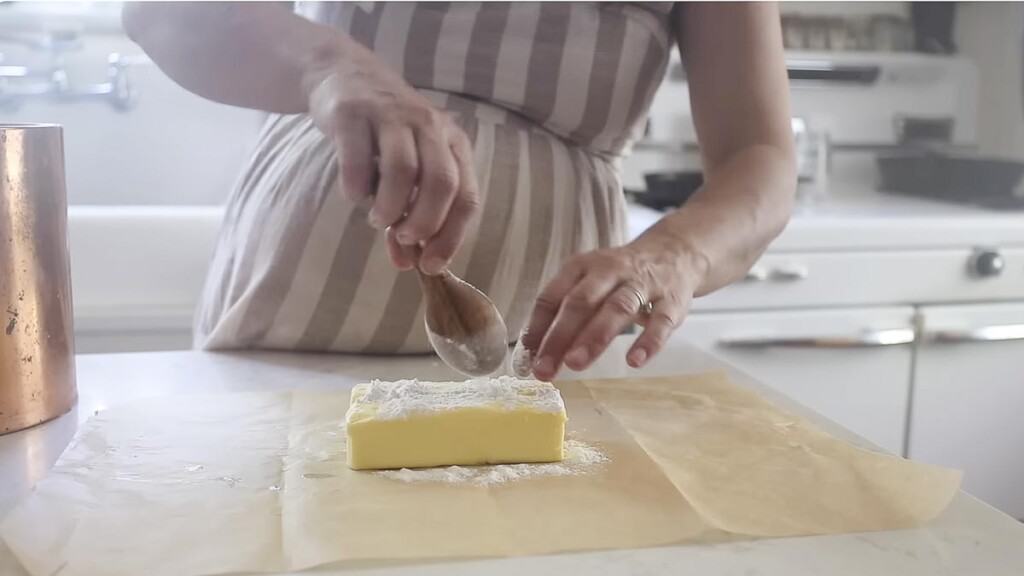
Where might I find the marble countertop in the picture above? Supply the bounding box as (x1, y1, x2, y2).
(2, 337, 1024, 575)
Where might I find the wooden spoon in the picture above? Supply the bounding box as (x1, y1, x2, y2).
(374, 168, 508, 375)
(395, 241, 508, 376)
(417, 269, 509, 377)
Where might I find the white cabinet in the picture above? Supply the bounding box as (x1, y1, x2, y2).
(683, 302, 1024, 516)
(909, 303, 1024, 519)
(693, 248, 1024, 313)
(680, 306, 916, 454)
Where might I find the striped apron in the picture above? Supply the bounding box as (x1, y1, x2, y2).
(195, 2, 675, 353)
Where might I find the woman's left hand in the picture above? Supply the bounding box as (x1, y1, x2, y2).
(521, 225, 708, 381)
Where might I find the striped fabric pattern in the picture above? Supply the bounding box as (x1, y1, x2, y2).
(195, 2, 675, 354)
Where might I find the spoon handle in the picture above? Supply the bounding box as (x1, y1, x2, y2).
(395, 240, 457, 326)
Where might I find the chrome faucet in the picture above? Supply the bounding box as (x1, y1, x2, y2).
(0, 30, 140, 111)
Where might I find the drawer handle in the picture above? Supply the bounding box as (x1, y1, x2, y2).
(770, 263, 808, 282)
(718, 328, 915, 349)
(743, 265, 768, 282)
(924, 324, 1024, 344)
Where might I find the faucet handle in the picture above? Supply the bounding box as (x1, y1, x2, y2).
(106, 53, 136, 111)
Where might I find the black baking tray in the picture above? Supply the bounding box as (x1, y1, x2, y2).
(877, 152, 1024, 210)
(630, 171, 703, 211)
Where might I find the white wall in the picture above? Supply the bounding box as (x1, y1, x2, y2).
(956, 3, 1024, 160)
(0, 7, 263, 205)
(0, 4, 263, 352)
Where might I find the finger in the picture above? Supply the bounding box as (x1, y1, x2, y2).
(393, 127, 460, 247)
(385, 226, 416, 271)
(563, 283, 645, 371)
(628, 298, 689, 368)
(335, 117, 375, 205)
(419, 132, 479, 275)
(371, 124, 418, 229)
(521, 257, 587, 353)
(533, 271, 621, 381)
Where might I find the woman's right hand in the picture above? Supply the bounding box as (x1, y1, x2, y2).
(304, 40, 480, 276)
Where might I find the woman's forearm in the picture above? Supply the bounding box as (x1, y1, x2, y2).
(636, 144, 795, 296)
(654, 1, 795, 296)
(122, 2, 349, 113)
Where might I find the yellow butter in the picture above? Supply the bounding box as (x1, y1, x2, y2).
(346, 377, 567, 470)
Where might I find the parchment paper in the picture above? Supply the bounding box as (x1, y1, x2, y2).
(1, 373, 960, 575)
(586, 374, 963, 537)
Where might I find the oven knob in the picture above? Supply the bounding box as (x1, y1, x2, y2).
(969, 249, 1004, 278)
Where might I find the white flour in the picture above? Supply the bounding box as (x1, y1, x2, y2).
(375, 439, 608, 486)
(510, 335, 534, 378)
(352, 376, 564, 421)
(437, 336, 480, 374)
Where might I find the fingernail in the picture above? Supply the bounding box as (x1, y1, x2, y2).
(628, 348, 648, 367)
(533, 356, 553, 377)
(565, 347, 589, 369)
(368, 212, 384, 229)
(518, 329, 534, 350)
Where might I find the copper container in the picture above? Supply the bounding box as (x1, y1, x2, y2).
(0, 124, 76, 435)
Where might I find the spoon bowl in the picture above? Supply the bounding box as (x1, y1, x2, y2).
(417, 270, 509, 376)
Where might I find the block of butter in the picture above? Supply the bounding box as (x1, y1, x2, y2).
(346, 376, 567, 470)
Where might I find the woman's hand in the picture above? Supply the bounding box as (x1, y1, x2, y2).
(517, 2, 796, 381)
(521, 223, 709, 381)
(304, 42, 479, 275)
(125, 0, 478, 275)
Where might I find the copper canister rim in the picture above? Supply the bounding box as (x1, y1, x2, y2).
(0, 123, 61, 129)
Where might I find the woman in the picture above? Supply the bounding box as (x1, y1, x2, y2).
(123, 2, 795, 381)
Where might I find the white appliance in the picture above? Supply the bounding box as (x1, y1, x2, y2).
(624, 50, 978, 189)
(627, 51, 1024, 518)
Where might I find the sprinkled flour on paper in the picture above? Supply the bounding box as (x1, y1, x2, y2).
(375, 439, 608, 486)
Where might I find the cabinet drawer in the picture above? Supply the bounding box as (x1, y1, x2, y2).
(693, 248, 1024, 312)
(910, 302, 1024, 518)
(681, 306, 915, 454)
